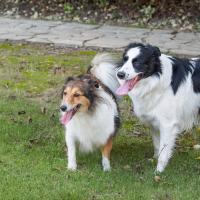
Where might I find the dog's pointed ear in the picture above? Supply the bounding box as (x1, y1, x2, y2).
(152, 46, 161, 57)
(65, 76, 74, 84)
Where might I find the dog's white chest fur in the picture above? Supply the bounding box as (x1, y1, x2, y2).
(65, 89, 117, 152)
(131, 80, 200, 133)
(129, 56, 200, 132)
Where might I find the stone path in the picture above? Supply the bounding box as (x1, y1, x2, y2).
(0, 17, 200, 56)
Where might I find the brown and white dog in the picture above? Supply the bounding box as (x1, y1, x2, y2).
(60, 54, 120, 171)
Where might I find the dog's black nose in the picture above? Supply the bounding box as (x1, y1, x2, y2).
(117, 71, 126, 79)
(60, 105, 67, 112)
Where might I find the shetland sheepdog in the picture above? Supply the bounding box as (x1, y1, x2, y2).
(116, 42, 200, 173)
(60, 54, 120, 171)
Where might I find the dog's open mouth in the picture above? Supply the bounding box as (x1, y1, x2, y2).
(60, 105, 81, 125)
(116, 75, 142, 95)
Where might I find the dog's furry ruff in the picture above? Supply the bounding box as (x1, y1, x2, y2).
(66, 88, 118, 152)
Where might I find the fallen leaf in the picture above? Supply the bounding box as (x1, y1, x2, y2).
(139, 176, 144, 181)
(193, 144, 200, 150)
(50, 113, 55, 118)
(18, 110, 26, 115)
(10, 117, 17, 123)
(123, 165, 130, 170)
(41, 107, 47, 114)
(27, 116, 32, 124)
(154, 175, 161, 182)
(29, 138, 38, 144)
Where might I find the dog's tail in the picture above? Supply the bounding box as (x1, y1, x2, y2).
(90, 53, 120, 97)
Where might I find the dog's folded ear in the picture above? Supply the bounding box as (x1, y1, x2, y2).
(146, 44, 161, 57)
(88, 79, 99, 88)
(65, 76, 74, 84)
(94, 81, 99, 88)
(152, 46, 161, 57)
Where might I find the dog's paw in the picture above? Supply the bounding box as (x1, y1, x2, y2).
(103, 166, 111, 172)
(155, 164, 165, 174)
(102, 156, 111, 172)
(154, 169, 162, 176)
(67, 164, 77, 171)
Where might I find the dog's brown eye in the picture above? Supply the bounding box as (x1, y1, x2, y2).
(132, 58, 138, 63)
(63, 92, 67, 96)
(132, 59, 140, 67)
(74, 93, 80, 97)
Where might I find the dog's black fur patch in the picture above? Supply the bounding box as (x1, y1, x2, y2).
(192, 59, 200, 93)
(123, 43, 162, 78)
(170, 57, 193, 94)
(114, 116, 120, 133)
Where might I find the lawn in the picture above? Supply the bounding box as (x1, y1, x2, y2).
(0, 43, 200, 200)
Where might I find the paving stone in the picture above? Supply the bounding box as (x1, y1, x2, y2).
(0, 17, 199, 56)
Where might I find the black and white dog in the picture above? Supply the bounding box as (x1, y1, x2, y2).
(116, 43, 200, 173)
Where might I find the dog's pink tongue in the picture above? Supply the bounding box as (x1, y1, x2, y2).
(116, 80, 132, 95)
(116, 76, 140, 95)
(60, 110, 74, 125)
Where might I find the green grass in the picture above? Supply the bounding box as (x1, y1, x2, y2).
(0, 42, 200, 200)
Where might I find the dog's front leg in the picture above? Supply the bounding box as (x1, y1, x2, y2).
(65, 132, 77, 171)
(101, 136, 113, 171)
(151, 130, 160, 159)
(156, 125, 177, 173)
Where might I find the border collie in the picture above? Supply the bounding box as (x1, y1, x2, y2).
(60, 54, 120, 171)
(116, 43, 200, 173)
